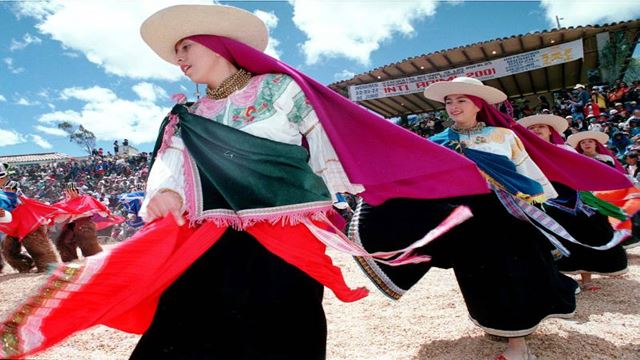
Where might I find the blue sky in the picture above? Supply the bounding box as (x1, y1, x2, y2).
(1, 0, 639, 157)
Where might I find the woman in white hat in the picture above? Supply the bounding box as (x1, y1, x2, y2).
(567, 131, 618, 168)
(0, 4, 495, 359)
(352, 77, 592, 360)
(518, 115, 628, 291)
(568, 131, 640, 250)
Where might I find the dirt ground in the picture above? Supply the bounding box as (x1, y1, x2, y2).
(1, 244, 639, 360)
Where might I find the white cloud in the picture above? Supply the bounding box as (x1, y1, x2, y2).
(289, 0, 438, 65)
(254, 9, 282, 59)
(12, 0, 213, 81)
(38, 85, 170, 144)
(0, 95, 6, 102)
(30, 134, 53, 149)
(35, 125, 67, 136)
(59, 86, 117, 102)
(16, 98, 40, 106)
(0, 129, 26, 147)
(132, 82, 168, 103)
(334, 69, 356, 81)
(3, 57, 25, 74)
(540, 0, 640, 28)
(10, 33, 42, 51)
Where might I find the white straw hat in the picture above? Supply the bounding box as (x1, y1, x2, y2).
(517, 114, 568, 133)
(140, 4, 268, 65)
(423, 77, 507, 104)
(566, 131, 609, 148)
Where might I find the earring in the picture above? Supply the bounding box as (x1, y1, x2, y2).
(194, 83, 201, 100)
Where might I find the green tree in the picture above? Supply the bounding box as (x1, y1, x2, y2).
(599, 31, 632, 84)
(57, 122, 96, 155)
(623, 57, 640, 84)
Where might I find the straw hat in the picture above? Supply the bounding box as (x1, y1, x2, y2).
(566, 131, 609, 148)
(517, 114, 568, 133)
(423, 77, 507, 104)
(140, 4, 268, 65)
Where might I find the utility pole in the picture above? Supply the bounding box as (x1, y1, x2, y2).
(555, 15, 564, 29)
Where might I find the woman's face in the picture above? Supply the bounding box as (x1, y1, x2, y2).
(444, 94, 481, 125)
(174, 39, 224, 83)
(579, 138, 597, 153)
(527, 124, 552, 142)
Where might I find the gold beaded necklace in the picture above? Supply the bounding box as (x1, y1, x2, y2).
(205, 68, 253, 100)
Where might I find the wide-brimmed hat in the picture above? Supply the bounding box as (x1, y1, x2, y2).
(140, 4, 268, 65)
(567, 131, 609, 148)
(517, 114, 568, 133)
(574, 83, 585, 89)
(423, 77, 507, 104)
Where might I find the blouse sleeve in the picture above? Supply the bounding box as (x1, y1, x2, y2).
(139, 136, 187, 221)
(274, 77, 365, 200)
(509, 131, 558, 200)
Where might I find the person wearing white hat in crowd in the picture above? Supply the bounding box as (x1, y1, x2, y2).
(351, 77, 629, 360)
(567, 131, 617, 168)
(567, 131, 640, 250)
(518, 115, 628, 291)
(0, 4, 496, 359)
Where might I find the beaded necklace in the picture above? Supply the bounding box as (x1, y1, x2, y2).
(205, 68, 253, 100)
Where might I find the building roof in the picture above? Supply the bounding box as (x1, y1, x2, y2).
(0, 152, 74, 165)
(329, 19, 640, 118)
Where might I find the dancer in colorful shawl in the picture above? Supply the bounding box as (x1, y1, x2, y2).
(0, 181, 64, 273)
(0, 5, 492, 359)
(350, 77, 630, 360)
(567, 131, 640, 249)
(517, 115, 628, 291)
(53, 183, 123, 262)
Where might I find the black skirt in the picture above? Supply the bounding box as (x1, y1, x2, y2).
(351, 193, 578, 337)
(129, 229, 327, 360)
(543, 205, 628, 275)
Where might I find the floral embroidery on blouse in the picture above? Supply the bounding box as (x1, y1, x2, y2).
(287, 90, 313, 124)
(189, 73, 294, 129)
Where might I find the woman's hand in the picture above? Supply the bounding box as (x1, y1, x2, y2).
(145, 189, 185, 225)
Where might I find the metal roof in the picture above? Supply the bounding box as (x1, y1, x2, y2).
(0, 152, 74, 165)
(329, 19, 640, 118)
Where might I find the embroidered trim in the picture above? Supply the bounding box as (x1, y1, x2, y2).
(468, 311, 575, 337)
(157, 114, 179, 157)
(288, 90, 313, 124)
(348, 198, 405, 300)
(451, 121, 486, 135)
(0, 258, 106, 358)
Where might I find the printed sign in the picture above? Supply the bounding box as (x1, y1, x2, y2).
(348, 39, 584, 101)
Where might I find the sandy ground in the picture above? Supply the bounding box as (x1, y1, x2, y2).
(1, 244, 639, 360)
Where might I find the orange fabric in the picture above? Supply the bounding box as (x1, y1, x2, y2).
(593, 187, 640, 230)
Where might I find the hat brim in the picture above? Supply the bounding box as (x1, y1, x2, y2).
(517, 115, 568, 134)
(140, 5, 268, 65)
(0, 211, 12, 224)
(567, 131, 609, 148)
(423, 81, 507, 104)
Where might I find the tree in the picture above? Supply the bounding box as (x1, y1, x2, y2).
(599, 31, 632, 84)
(57, 122, 96, 155)
(623, 57, 640, 84)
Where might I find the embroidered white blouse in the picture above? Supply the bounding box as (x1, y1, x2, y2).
(455, 125, 558, 200)
(139, 73, 364, 220)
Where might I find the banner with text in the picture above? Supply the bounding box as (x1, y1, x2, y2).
(348, 39, 584, 101)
